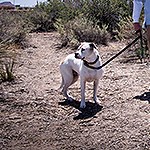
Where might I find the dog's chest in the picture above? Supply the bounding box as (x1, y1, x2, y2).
(81, 68, 100, 82)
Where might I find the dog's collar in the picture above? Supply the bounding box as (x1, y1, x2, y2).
(83, 55, 99, 65)
(83, 55, 100, 69)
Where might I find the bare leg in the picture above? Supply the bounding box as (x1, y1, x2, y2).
(146, 25, 150, 63)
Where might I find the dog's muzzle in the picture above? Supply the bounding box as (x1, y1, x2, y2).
(75, 53, 85, 60)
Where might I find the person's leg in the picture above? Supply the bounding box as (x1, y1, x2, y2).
(144, 0, 150, 63)
(146, 25, 150, 61)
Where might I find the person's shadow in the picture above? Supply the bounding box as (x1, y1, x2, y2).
(58, 99, 103, 120)
(133, 92, 150, 103)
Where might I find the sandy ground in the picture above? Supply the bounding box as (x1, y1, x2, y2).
(0, 32, 150, 150)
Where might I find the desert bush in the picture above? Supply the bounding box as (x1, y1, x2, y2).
(54, 0, 132, 46)
(56, 15, 110, 46)
(0, 58, 14, 82)
(27, 6, 55, 32)
(72, 18, 110, 45)
(0, 10, 29, 82)
(118, 17, 134, 40)
(28, 0, 132, 41)
(0, 10, 29, 47)
(28, 0, 79, 32)
(81, 0, 131, 33)
(0, 45, 16, 82)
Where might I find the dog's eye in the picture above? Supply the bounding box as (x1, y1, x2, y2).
(81, 48, 85, 52)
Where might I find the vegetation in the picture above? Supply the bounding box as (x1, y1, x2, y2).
(0, 0, 146, 82)
(0, 10, 29, 82)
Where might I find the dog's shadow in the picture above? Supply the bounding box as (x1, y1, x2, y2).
(133, 92, 150, 103)
(58, 99, 103, 120)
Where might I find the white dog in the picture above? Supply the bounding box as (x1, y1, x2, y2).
(59, 42, 104, 108)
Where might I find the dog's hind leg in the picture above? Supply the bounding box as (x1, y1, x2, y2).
(71, 70, 79, 85)
(62, 76, 74, 101)
(60, 65, 75, 101)
(59, 75, 64, 90)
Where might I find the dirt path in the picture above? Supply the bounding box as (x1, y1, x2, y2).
(0, 32, 150, 150)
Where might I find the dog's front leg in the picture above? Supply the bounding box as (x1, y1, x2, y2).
(93, 80, 100, 105)
(80, 80, 86, 109)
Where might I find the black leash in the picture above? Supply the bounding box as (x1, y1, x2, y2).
(84, 34, 142, 70)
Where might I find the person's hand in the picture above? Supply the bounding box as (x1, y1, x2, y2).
(133, 22, 142, 33)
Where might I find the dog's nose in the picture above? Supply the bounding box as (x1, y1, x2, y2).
(75, 53, 79, 58)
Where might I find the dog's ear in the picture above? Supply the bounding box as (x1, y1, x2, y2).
(89, 43, 97, 50)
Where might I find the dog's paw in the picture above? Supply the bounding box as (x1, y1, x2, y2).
(80, 100, 86, 109)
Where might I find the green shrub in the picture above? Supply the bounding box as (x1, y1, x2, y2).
(28, 0, 79, 32)
(0, 10, 28, 48)
(56, 16, 110, 46)
(73, 18, 109, 45)
(0, 58, 14, 82)
(27, 0, 132, 40)
(118, 17, 134, 40)
(0, 10, 28, 82)
(0, 45, 16, 82)
(27, 6, 56, 32)
(54, 0, 132, 46)
(81, 0, 131, 33)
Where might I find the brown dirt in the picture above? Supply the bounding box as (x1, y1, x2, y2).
(0, 32, 150, 150)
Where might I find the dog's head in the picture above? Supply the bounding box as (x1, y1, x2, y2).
(75, 42, 97, 60)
